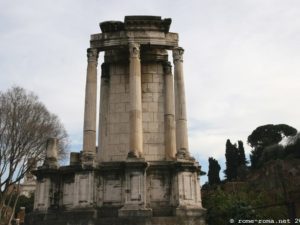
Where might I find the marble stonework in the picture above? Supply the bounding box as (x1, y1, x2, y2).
(28, 16, 206, 225)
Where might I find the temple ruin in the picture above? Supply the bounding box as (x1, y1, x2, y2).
(28, 15, 206, 225)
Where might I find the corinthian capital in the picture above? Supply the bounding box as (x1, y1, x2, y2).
(87, 48, 99, 62)
(172, 47, 184, 63)
(129, 42, 140, 58)
(163, 61, 172, 74)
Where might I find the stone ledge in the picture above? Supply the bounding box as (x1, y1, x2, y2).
(118, 205, 152, 217)
(175, 206, 207, 217)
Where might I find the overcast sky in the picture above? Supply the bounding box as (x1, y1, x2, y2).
(1, 0, 300, 182)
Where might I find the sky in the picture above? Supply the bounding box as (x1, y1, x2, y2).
(1, 0, 300, 183)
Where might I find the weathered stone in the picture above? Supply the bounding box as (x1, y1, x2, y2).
(82, 48, 99, 166)
(173, 47, 190, 160)
(29, 15, 206, 225)
(164, 62, 176, 160)
(42, 138, 59, 169)
(70, 152, 81, 165)
(128, 42, 143, 158)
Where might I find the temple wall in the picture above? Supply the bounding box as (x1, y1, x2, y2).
(100, 63, 130, 161)
(146, 170, 172, 216)
(34, 178, 50, 210)
(101, 173, 123, 205)
(142, 63, 165, 161)
(62, 176, 74, 208)
(176, 171, 203, 207)
(99, 62, 166, 162)
(73, 172, 94, 207)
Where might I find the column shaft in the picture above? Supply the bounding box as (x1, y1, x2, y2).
(83, 48, 99, 164)
(163, 62, 176, 159)
(128, 43, 143, 158)
(173, 47, 190, 159)
(98, 63, 110, 161)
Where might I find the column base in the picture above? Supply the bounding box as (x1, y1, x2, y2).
(81, 152, 96, 167)
(127, 151, 140, 158)
(176, 149, 194, 161)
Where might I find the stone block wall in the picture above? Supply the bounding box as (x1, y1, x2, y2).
(141, 63, 165, 161)
(97, 173, 123, 206)
(146, 170, 173, 216)
(175, 171, 203, 207)
(33, 178, 50, 210)
(62, 175, 74, 208)
(72, 172, 95, 208)
(100, 63, 130, 161)
(99, 62, 166, 162)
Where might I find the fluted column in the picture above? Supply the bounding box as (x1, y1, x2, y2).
(82, 48, 99, 165)
(128, 43, 143, 158)
(98, 63, 110, 161)
(163, 61, 176, 160)
(173, 47, 190, 159)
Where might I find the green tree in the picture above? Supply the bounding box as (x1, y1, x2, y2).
(236, 140, 249, 179)
(202, 187, 263, 225)
(208, 157, 221, 185)
(224, 139, 238, 181)
(15, 194, 34, 214)
(248, 124, 297, 168)
(237, 140, 247, 167)
(284, 133, 300, 158)
(202, 184, 288, 225)
(260, 144, 284, 163)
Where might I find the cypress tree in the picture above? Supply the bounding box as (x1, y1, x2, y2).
(224, 139, 238, 181)
(208, 157, 221, 185)
(237, 140, 247, 167)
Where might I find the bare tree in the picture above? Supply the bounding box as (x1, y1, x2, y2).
(0, 86, 69, 223)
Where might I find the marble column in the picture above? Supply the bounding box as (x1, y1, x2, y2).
(82, 48, 99, 165)
(173, 47, 190, 159)
(163, 61, 176, 160)
(98, 63, 110, 161)
(128, 43, 143, 158)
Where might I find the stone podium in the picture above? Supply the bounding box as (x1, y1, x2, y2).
(28, 16, 206, 225)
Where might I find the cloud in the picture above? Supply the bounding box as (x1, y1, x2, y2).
(1, 0, 300, 183)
